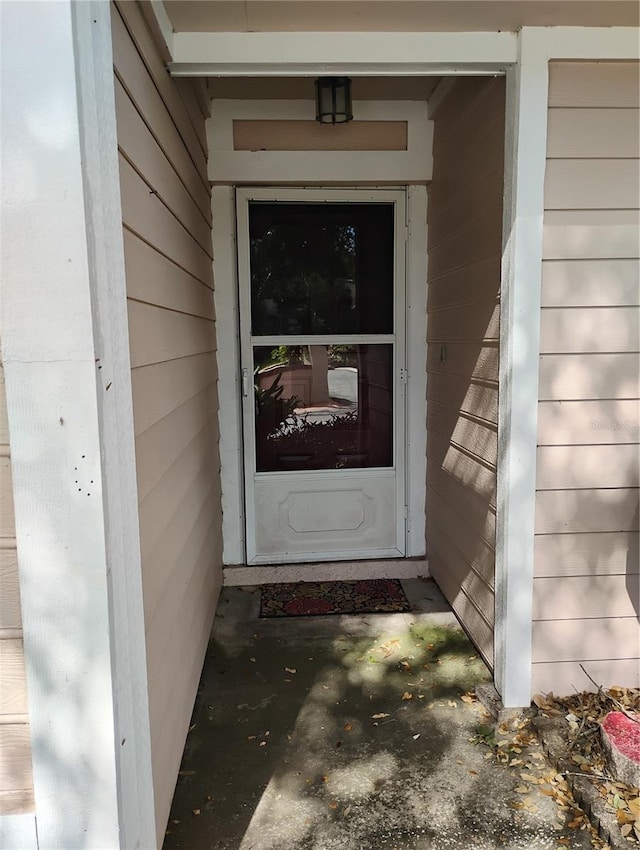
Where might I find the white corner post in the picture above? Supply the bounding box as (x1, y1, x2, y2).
(495, 29, 549, 707)
(0, 2, 155, 847)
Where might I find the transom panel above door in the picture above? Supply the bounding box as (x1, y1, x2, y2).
(236, 188, 407, 565)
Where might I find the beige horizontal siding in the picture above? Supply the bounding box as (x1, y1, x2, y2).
(131, 352, 216, 436)
(536, 444, 640, 490)
(541, 259, 639, 307)
(544, 159, 640, 210)
(0, 553, 22, 631)
(124, 231, 215, 318)
(127, 300, 216, 368)
(0, 365, 34, 815)
(537, 399, 640, 445)
(233, 119, 409, 151)
(427, 374, 499, 425)
(548, 62, 640, 108)
(0, 726, 34, 815)
(539, 353, 639, 401)
(426, 77, 505, 669)
(543, 209, 639, 260)
(547, 108, 640, 158)
(532, 617, 639, 664)
(533, 61, 640, 695)
(532, 659, 640, 697)
(426, 300, 500, 343)
(533, 574, 639, 621)
(112, 1, 222, 842)
(534, 531, 638, 578)
(536, 488, 639, 535)
(540, 306, 639, 354)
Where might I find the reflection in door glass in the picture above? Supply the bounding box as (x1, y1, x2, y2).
(254, 345, 393, 472)
(249, 203, 394, 335)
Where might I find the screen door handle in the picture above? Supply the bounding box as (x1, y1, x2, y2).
(242, 367, 250, 397)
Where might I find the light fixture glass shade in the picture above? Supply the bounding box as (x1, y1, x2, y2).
(315, 77, 353, 124)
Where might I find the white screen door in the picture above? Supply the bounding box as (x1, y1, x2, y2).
(237, 188, 407, 564)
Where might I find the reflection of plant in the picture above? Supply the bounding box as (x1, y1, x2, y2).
(254, 369, 299, 435)
(250, 218, 356, 334)
(266, 410, 362, 469)
(269, 345, 305, 366)
(327, 345, 355, 367)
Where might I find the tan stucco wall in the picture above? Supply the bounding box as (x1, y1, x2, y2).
(425, 77, 505, 670)
(532, 61, 640, 695)
(0, 362, 34, 815)
(111, 1, 223, 841)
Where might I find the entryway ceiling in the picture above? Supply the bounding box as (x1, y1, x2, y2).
(208, 76, 441, 101)
(163, 1, 639, 33)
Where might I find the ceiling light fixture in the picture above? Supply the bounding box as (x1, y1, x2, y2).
(315, 77, 353, 124)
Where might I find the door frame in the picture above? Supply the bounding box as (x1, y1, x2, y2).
(213, 185, 428, 568)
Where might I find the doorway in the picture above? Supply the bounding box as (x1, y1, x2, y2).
(236, 188, 408, 564)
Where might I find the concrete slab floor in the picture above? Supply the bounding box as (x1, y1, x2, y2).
(163, 579, 597, 850)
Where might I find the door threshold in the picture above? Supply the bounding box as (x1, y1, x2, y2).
(223, 558, 429, 586)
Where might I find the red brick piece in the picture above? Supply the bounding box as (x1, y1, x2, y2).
(600, 711, 640, 789)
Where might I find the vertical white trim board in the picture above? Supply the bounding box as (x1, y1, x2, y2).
(495, 30, 549, 708)
(0, 2, 155, 847)
(214, 185, 429, 565)
(405, 186, 428, 558)
(71, 3, 156, 846)
(0, 815, 38, 850)
(212, 186, 246, 565)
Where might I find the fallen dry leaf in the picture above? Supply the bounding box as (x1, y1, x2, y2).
(343, 723, 353, 732)
(284, 667, 296, 674)
(402, 692, 413, 701)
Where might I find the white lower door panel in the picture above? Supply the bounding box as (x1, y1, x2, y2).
(252, 471, 400, 563)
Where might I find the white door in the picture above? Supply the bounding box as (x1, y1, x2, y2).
(237, 188, 407, 564)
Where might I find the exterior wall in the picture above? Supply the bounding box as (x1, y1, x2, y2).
(111, 1, 223, 841)
(532, 61, 640, 695)
(164, 1, 639, 32)
(426, 77, 505, 669)
(0, 363, 34, 816)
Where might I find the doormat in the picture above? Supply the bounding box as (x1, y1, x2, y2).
(259, 578, 411, 618)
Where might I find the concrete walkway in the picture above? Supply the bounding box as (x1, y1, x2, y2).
(163, 579, 597, 850)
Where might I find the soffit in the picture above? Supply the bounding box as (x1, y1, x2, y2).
(208, 76, 441, 100)
(163, 1, 639, 33)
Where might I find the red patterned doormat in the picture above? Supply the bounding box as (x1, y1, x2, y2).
(259, 578, 411, 618)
